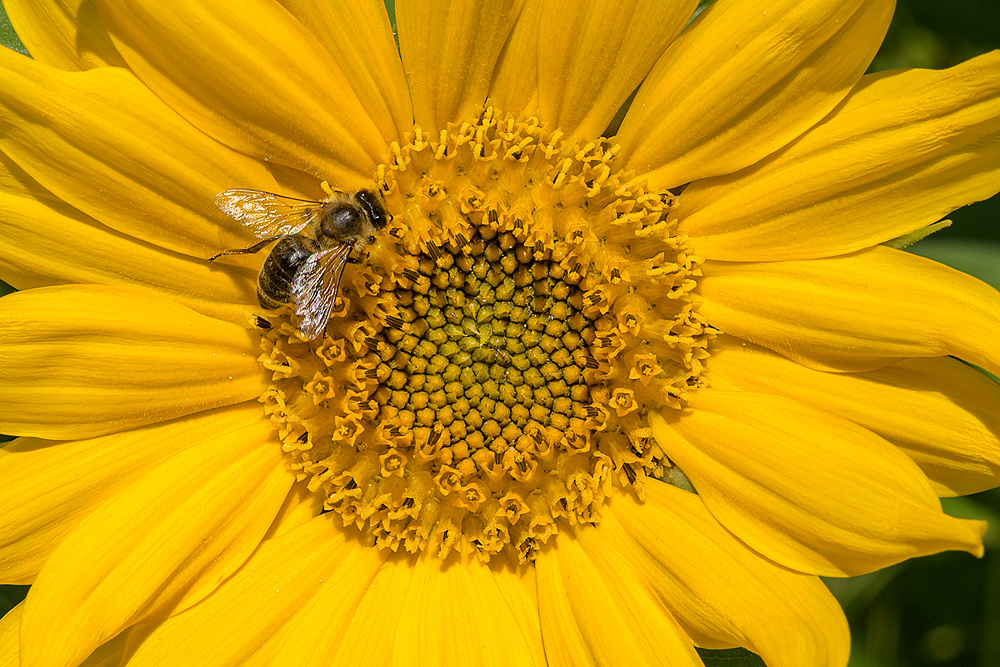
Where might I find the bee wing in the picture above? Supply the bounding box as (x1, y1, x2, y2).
(290, 243, 354, 340)
(216, 189, 323, 239)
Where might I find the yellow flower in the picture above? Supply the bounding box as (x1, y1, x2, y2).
(1, 0, 999, 665)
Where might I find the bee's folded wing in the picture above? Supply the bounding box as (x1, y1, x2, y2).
(291, 243, 354, 340)
(216, 189, 322, 239)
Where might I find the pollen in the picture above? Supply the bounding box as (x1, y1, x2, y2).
(257, 107, 714, 564)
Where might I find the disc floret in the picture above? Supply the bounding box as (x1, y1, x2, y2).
(258, 107, 714, 563)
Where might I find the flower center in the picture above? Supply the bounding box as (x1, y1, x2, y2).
(258, 108, 714, 564)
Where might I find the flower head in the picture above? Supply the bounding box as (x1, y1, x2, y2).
(1, 0, 999, 666)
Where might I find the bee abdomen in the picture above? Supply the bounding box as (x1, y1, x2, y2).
(257, 236, 312, 309)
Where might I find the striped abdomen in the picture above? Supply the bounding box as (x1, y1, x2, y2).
(257, 236, 314, 309)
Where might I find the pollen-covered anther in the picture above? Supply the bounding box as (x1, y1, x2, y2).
(610, 389, 639, 417)
(628, 352, 664, 384)
(379, 449, 407, 477)
(315, 338, 347, 365)
(255, 108, 712, 564)
(304, 372, 336, 404)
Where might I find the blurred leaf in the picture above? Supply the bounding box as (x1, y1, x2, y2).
(826, 567, 902, 615)
(942, 495, 1000, 548)
(871, 0, 1000, 71)
(0, 585, 28, 617)
(697, 648, 766, 667)
(907, 239, 1000, 290)
(0, 1, 28, 55)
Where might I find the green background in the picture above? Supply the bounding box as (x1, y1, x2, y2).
(0, 1, 999, 666)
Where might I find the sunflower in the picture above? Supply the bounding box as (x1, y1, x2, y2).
(1, 0, 999, 665)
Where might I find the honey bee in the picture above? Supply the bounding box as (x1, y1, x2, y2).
(210, 184, 388, 340)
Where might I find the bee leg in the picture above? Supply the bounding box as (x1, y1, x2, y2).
(208, 236, 281, 262)
(346, 245, 367, 265)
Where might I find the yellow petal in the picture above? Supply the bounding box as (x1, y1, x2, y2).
(607, 485, 850, 667)
(19, 420, 291, 667)
(75, 636, 127, 667)
(98, 0, 384, 186)
(490, 565, 545, 665)
(0, 153, 257, 324)
(0, 285, 265, 439)
(535, 535, 703, 667)
(398, 0, 525, 130)
(707, 337, 1000, 496)
(332, 556, 414, 667)
(123, 518, 381, 667)
(0, 603, 20, 667)
(650, 392, 987, 577)
(680, 51, 1000, 261)
(0, 404, 262, 584)
(266, 550, 402, 667)
(388, 555, 543, 667)
(4, 0, 125, 70)
(487, 0, 541, 115)
(615, 0, 894, 189)
(0, 49, 282, 259)
(697, 246, 1000, 376)
(535, 0, 697, 139)
(276, 0, 413, 143)
(260, 481, 324, 541)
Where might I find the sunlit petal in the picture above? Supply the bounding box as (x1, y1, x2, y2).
(98, 0, 385, 187)
(616, 0, 893, 189)
(391, 555, 543, 666)
(277, 0, 413, 142)
(398, 0, 524, 130)
(0, 285, 264, 439)
(122, 518, 382, 667)
(0, 603, 20, 667)
(680, 51, 1000, 261)
(535, 0, 697, 139)
(0, 404, 262, 584)
(19, 421, 292, 667)
(707, 336, 1000, 496)
(487, 0, 541, 115)
(535, 536, 703, 667)
(4, 0, 124, 70)
(0, 153, 257, 323)
(607, 485, 850, 667)
(0, 49, 282, 259)
(697, 246, 1000, 376)
(651, 393, 986, 577)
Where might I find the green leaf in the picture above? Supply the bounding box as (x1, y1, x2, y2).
(0, 1, 28, 56)
(697, 648, 767, 667)
(907, 239, 1000, 291)
(0, 585, 28, 617)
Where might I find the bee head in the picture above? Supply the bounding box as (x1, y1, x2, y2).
(355, 189, 389, 230)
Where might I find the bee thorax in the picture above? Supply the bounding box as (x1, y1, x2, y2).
(320, 206, 364, 239)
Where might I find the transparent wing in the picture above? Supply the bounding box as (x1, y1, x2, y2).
(216, 189, 323, 239)
(290, 243, 354, 340)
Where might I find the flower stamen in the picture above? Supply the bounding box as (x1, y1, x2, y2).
(258, 108, 714, 563)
